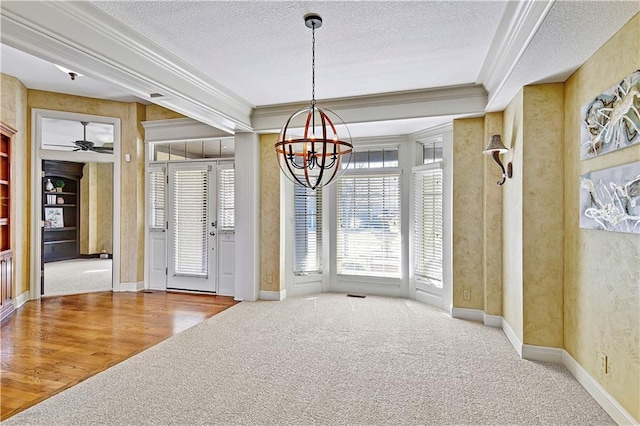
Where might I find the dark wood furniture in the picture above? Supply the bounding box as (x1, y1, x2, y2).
(42, 160, 84, 263)
(1, 123, 16, 321)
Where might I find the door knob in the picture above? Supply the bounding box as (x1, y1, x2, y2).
(209, 231, 215, 236)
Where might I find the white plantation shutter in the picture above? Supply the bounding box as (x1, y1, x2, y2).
(294, 185, 322, 274)
(172, 169, 208, 277)
(414, 166, 443, 287)
(337, 173, 401, 278)
(218, 167, 235, 232)
(149, 168, 165, 230)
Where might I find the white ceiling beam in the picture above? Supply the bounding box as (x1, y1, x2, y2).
(476, 0, 555, 111)
(251, 85, 487, 133)
(1, 1, 253, 134)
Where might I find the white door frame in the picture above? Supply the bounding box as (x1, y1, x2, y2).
(30, 108, 121, 300)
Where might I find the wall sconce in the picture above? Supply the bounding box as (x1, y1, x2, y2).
(483, 134, 512, 186)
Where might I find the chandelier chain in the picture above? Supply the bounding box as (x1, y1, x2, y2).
(311, 22, 316, 107)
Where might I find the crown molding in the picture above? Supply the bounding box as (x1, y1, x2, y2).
(409, 123, 453, 142)
(1, 1, 253, 134)
(251, 85, 487, 133)
(141, 118, 233, 143)
(477, 0, 555, 110)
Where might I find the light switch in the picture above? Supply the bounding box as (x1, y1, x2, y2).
(125, 153, 131, 162)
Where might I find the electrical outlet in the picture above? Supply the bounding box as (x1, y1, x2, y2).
(463, 289, 471, 300)
(266, 273, 273, 284)
(598, 352, 608, 374)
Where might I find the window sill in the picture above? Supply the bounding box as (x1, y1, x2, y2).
(337, 274, 401, 287)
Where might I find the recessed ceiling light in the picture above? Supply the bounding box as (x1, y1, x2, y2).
(55, 64, 83, 80)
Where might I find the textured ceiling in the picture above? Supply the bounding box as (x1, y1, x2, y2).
(0, 44, 147, 104)
(2, 1, 638, 137)
(491, 0, 640, 109)
(92, 1, 506, 106)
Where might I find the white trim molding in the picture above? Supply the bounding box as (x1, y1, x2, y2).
(501, 317, 523, 358)
(14, 291, 30, 310)
(562, 351, 638, 426)
(259, 289, 287, 301)
(252, 85, 487, 133)
(0, 1, 252, 134)
(451, 307, 502, 328)
(118, 281, 144, 292)
(522, 344, 563, 363)
(477, 0, 555, 110)
(142, 118, 232, 143)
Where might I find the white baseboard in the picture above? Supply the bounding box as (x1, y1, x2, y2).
(451, 307, 483, 322)
(259, 289, 287, 301)
(522, 344, 563, 363)
(118, 281, 144, 292)
(562, 350, 637, 425)
(483, 313, 502, 328)
(14, 291, 30, 309)
(451, 307, 502, 328)
(501, 318, 523, 357)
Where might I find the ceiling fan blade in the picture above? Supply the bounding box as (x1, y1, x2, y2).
(91, 146, 114, 153)
(44, 143, 77, 148)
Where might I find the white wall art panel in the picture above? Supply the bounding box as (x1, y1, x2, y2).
(581, 70, 640, 159)
(580, 162, 640, 234)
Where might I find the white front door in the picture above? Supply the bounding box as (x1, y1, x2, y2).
(167, 162, 217, 292)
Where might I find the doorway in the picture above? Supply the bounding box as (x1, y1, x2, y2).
(31, 109, 121, 300)
(147, 160, 235, 295)
(42, 160, 113, 296)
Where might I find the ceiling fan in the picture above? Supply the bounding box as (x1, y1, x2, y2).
(46, 121, 113, 153)
(71, 121, 113, 153)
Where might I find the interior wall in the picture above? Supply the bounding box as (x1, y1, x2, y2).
(563, 13, 639, 421)
(80, 163, 113, 254)
(502, 89, 524, 341)
(452, 117, 484, 309)
(27, 90, 145, 286)
(482, 112, 504, 316)
(521, 84, 564, 348)
(145, 104, 185, 121)
(0, 73, 29, 297)
(259, 134, 281, 292)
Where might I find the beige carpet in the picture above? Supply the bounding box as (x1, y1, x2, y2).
(44, 258, 112, 296)
(4, 294, 612, 425)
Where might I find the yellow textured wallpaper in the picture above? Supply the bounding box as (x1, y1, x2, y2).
(145, 104, 185, 121)
(564, 13, 639, 421)
(0, 73, 29, 297)
(259, 134, 281, 292)
(452, 118, 484, 309)
(27, 90, 146, 286)
(502, 89, 524, 341)
(80, 163, 113, 254)
(522, 84, 564, 348)
(483, 112, 504, 316)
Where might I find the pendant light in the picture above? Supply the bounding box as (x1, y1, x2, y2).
(275, 14, 353, 190)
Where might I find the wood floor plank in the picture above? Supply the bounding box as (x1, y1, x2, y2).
(0, 291, 238, 420)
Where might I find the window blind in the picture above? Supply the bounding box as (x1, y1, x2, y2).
(414, 167, 443, 286)
(294, 185, 322, 274)
(172, 169, 208, 277)
(149, 169, 165, 230)
(218, 168, 235, 232)
(337, 174, 401, 278)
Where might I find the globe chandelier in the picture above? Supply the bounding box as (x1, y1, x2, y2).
(275, 13, 353, 190)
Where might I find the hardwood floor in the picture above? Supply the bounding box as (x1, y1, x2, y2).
(0, 291, 238, 420)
